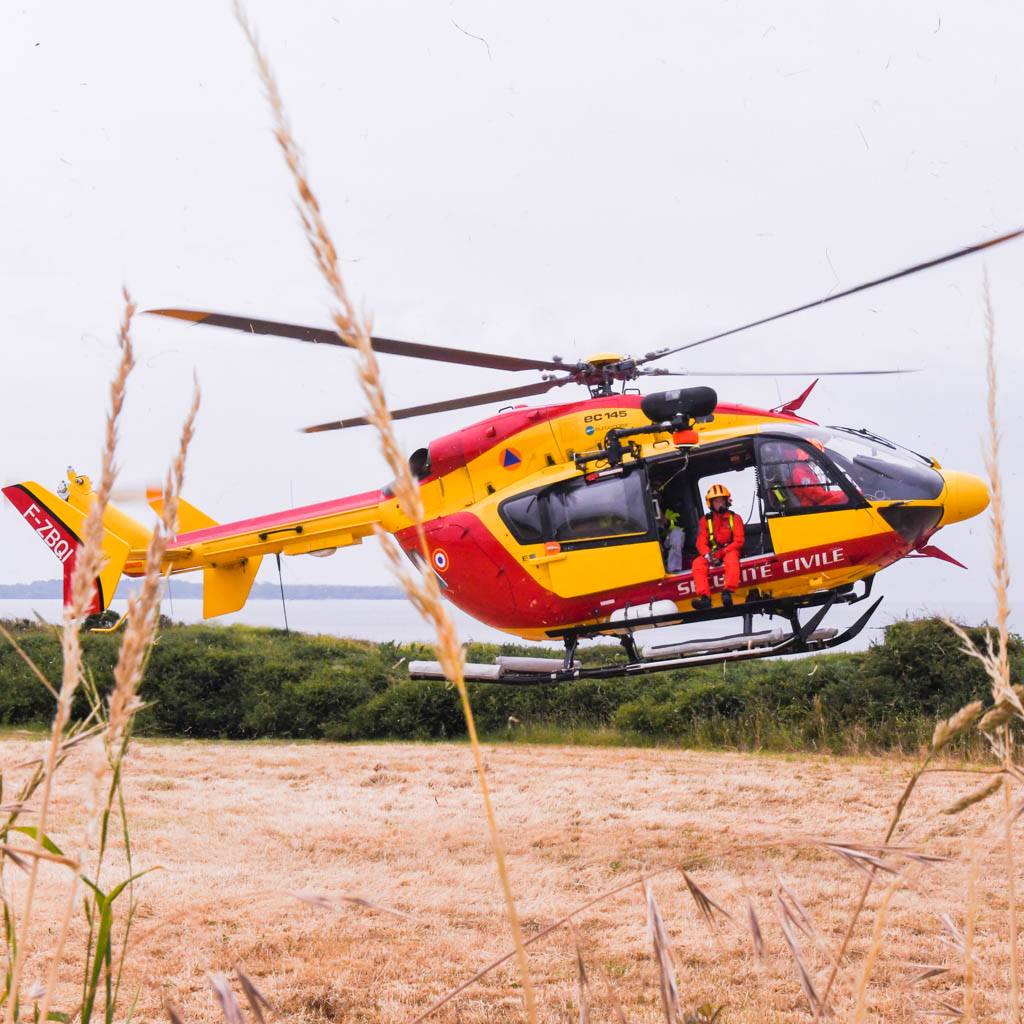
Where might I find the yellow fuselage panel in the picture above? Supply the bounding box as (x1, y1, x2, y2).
(521, 540, 665, 599)
(768, 507, 881, 554)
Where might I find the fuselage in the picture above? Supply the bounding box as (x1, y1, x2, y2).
(383, 394, 987, 639)
(4, 392, 989, 637)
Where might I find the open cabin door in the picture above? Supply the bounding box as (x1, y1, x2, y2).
(647, 436, 773, 572)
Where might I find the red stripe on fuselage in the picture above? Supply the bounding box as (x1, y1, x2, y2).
(398, 513, 912, 635)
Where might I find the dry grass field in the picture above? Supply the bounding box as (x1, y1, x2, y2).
(2, 734, 1016, 1022)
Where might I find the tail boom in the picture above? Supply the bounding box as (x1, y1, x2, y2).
(152, 488, 387, 617)
(5, 472, 387, 619)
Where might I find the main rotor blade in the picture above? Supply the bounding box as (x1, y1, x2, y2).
(303, 377, 574, 433)
(146, 308, 567, 373)
(642, 228, 1024, 363)
(639, 367, 918, 377)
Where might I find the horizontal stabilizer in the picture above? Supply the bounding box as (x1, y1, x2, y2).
(148, 489, 218, 532)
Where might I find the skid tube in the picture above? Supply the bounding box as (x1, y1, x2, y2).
(408, 578, 883, 686)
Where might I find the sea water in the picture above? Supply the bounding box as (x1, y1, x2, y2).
(0, 594, 1015, 655)
(0, 598, 525, 646)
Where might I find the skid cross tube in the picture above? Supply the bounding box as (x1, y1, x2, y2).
(408, 580, 884, 686)
(790, 591, 836, 643)
(544, 576, 875, 644)
(449, 593, 883, 686)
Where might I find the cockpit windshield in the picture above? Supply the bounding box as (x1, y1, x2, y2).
(767, 426, 945, 502)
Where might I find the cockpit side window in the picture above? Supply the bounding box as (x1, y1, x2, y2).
(758, 439, 854, 513)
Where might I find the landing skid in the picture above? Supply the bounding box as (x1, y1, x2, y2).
(408, 578, 881, 686)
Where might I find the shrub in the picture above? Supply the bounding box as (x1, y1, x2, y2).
(1, 616, 1017, 751)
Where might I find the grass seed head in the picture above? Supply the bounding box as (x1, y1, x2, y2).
(932, 701, 984, 750)
(979, 702, 1018, 734)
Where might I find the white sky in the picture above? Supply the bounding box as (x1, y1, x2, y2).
(2, 0, 1022, 629)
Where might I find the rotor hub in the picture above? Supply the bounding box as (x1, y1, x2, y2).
(570, 354, 641, 394)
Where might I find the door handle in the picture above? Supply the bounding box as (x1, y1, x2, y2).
(524, 552, 567, 565)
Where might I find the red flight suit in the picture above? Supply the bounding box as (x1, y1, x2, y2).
(692, 510, 744, 597)
(789, 461, 846, 507)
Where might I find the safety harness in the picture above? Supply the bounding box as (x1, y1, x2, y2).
(703, 511, 735, 552)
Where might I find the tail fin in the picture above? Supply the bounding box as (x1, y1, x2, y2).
(2, 474, 143, 613)
(202, 557, 263, 617)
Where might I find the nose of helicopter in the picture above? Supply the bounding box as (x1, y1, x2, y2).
(939, 470, 990, 526)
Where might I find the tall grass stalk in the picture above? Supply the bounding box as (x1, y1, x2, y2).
(814, 747, 938, 1018)
(849, 872, 904, 1023)
(944, 269, 1019, 1021)
(2, 293, 199, 1024)
(229, 4, 538, 1019)
(984, 269, 1021, 1024)
(4, 294, 135, 1024)
(965, 837, 978, 1024)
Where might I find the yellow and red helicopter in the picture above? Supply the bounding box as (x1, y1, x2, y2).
(4, 231, 1016, 684)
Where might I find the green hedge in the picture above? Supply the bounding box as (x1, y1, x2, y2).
(0, 616, 1017, 751)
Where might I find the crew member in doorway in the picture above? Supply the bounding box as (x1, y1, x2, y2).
(692, 483, 744, 610)
(663, 506, 685, 574)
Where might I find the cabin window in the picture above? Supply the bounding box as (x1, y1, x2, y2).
(547, 473, 649, 541)
(820, 427, 944, 501)
(499, 468, 651, 545)
(501, 492, 544, 544)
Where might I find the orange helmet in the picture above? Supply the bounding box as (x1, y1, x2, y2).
(798, 438, 826, 460)
(705, 483, 731, 508)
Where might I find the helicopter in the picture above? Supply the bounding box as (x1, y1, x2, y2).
(3, 230, 1017, 685)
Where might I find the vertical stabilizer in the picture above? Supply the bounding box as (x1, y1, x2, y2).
(2, 482, 132, 613)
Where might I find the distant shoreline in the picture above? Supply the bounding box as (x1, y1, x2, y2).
(0, 579, 404, 601)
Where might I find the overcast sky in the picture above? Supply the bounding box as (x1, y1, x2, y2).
(2, 0, 1022, 630)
